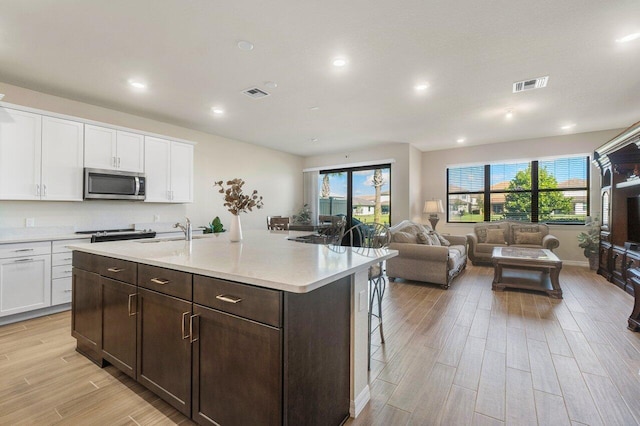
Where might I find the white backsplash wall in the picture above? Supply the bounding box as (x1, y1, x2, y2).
(0, 82, 304, 232)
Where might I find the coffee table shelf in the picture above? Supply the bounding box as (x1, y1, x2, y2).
(491, 247, 563, 299)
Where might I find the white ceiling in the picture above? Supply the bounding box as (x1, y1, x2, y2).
(1, 1, 639, 156)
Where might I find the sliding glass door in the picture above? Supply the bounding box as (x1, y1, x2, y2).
(319, 164, 391, 227)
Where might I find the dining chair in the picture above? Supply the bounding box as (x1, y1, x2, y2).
(267, 216, 290, 230)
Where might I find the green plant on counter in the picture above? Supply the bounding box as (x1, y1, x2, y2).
(203, 216, 225, 234)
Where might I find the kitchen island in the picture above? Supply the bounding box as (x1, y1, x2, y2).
(68, 230, 397, 425)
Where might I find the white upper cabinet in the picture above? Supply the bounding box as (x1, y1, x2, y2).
(0, 108, 42, 200)
(144, 136, 193, 203)
(84, 125, 144, 172)
(0, 109, 84, 201)
(41, 116, 84, 201)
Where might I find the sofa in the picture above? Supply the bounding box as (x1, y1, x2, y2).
(466, 221, 560, 265)
(386, 220, 468, 289)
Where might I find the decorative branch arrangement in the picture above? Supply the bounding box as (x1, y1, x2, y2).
(214, 178, 264, 215)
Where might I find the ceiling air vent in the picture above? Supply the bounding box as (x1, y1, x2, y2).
(512, 75, 549, 93)
(242, 87, 270, 99)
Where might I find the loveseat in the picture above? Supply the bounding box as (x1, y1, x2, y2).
(466, 221, 560, 265)
(386, 220, 468, 289)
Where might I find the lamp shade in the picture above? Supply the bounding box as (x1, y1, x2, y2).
(424, 199, 444, 214)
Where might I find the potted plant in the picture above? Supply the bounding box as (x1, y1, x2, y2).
(577, 216, 600, 270)
(293, 204, 312, 225)
(203, 216, 225, 234)
(214, 178, 264, 242)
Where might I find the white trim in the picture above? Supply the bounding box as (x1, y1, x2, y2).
(0, 101, 197, 146)
(350, 384, 371, 418)
(303, 158, 396, 172)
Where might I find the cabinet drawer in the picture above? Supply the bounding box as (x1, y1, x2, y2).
(0, 241, 51, 259)
(74, 253, 137, 284)
(194, 275, 281, 327)
(52, 264, 73, 279)
(138, 264, 191, 300)
(53, 239, 87, 254)
(52, 277, 72, 305)
(53, 252, 74, 266)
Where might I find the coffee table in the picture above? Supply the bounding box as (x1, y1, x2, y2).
(491, 247, 563, 299)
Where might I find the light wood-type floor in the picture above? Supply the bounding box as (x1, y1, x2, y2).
(2, 264, 640, 425)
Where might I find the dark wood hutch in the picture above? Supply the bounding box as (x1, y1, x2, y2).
(593, 121, 640, 330)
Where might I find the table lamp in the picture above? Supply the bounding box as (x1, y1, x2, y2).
(424, 199, 444, 230)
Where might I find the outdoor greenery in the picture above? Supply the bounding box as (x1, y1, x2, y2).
(504, 166, 572, 221)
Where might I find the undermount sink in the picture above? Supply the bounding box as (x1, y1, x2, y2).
(137, 235, 208, 243)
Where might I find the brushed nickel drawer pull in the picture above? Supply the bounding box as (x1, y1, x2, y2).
(128, 294, 137, 316)
(181, 312, 190, 339)
(107, 267, 124, 273)
(14, 248, 34, 252)
(14, 258, 34, 263)
(190, 314, 199, 343)
(216, 294, 242, 304)
(150, 278, 170, 285)
(63, 290, 72, 293)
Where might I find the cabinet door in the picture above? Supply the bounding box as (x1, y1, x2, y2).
(0, 108, 42, 200)
(137, 288, 192, 416)
(0, 254, 51, 316)
(41, 116, 84, 201)
(102, 277, 137, 378)
(143, 136, 171, 202)
(170, 142, 193, 203)
(84, 124, 117, 170)
(192, 304, 282, 425)
(116, 131, 144, 172)
(72, 267, 102, 364)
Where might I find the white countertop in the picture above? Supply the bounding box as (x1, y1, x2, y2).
(67, 230, 398, 293)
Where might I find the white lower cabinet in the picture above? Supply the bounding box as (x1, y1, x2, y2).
(0, 241, 52, 317)
(51, 239, 82, 306)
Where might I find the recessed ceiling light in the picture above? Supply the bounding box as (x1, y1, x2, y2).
(561, 123, 576, 130)
(615, 33, 640, 43)
(309, 106, 320, 111)
(456, 138, 465, 143)
(211, 107, 225, 115)
(311, 138, 318, 143)
(128, 80, 146, 89)
(415, 83, 430, 91)
(505, 109, 514, 119)
(264, 81, 277, 89)
(332, 57, 347, 67)
(237, 40, 254, 51)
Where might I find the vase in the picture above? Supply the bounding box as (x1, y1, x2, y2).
(229, 215, 242, 242)
(588, 254, 598, 270)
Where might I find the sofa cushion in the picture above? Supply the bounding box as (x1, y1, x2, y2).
(485, 228, 507, 244)
(514, 230, 543, 245)
(394, 231, 417, 244)
(416, 231, 430, 244)
(475, 224, 505, 243)
(426, 231, 441, 246)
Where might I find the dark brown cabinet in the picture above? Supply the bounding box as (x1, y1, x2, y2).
(101, 277, 137, 378)
(137, 287, 192, 416)
(71, 266, 102, 365)
(192, 304, 282, 425)
(72, 251, 351, 425)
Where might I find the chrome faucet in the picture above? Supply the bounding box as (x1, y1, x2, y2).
(174, 217, 192, 241)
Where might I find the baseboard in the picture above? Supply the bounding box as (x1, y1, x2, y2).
(349, 385, 371, 418)
(0, 303, 70, 326)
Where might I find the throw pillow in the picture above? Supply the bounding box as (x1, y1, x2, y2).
(515, 231, 543, 245)
(485, 228, 506, 244)
(435, 232, 451, 246)
(393, 231, 417, 244)
(416, 231, 431, 245)
(427, 231, 441, 246)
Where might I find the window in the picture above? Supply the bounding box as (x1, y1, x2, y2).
(447, 156, 589, 224)
(319, 165, 391, 226)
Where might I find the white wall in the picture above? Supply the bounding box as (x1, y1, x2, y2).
(0, 82, 303, 232)
(303, 143, 412, 224)
(421, 129, 623, 263)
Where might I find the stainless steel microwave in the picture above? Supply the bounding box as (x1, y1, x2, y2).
(84, 168, 146, 200)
